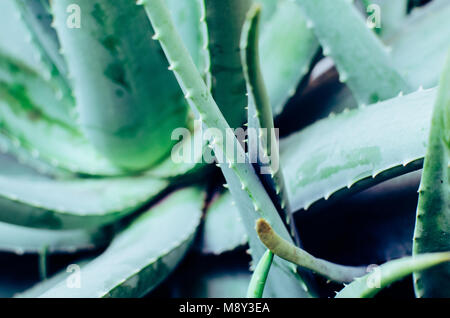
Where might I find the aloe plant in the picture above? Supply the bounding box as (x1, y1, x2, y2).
(0, 0, 448, 299)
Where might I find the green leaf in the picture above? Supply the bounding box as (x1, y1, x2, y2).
(240, 3, 297, 242)
(199, 191, 247, 255)
(0, 0, 49, 75)
(281, 88, 436, 212)
(246, 250, 273, 298)
(336, 252, 450, 298)
(51, 0, 188, 171)
(294, 0, 412, 105)
(0, 153, 168, 229)
(413, 51, 450, 298)
(0, 222, 110, 254)
(205, 0, 251, 128)
(166, 0, 209, 75)
(23, 188, 204, 298)
(0, 52, 124, 176)
(12, 0, 70, 88)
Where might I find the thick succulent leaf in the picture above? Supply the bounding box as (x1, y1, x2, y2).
(51, 0, 188, 171)
(0, 153, 168, 229)
(29, 188, 203, 298)
(281, 88, 436, 212)
(199, 191, 247, 255)
(413, 53, 450, 298)
(141, 0, 315, 297)
(0, 0, 47, 74)
(12, 0, 70, 83)
(0, 52, 125, 176)
(0, 0, 75, 133)
(0, 222, 110, 254)
(336, 252, 450, 298)
(166, 0, 208, 74)
(0, 51, 73, 127)
(387, 0, 450, 90)
(246, 250, 273, 298)
(241, 4, 297, 242)
(259, 0, 319, 115)
(204, 0, 251, 128)
(294, 0, 411, 105)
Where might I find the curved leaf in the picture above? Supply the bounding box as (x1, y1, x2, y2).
(51, 0, 188, 170)
(336, 252, 450, 298)
(205, 0, 251, 128)
(246, 250, 273, 298)
(413, 52, 450, 297)
(0, 53, 124, 176)
(281, 88, 436, 212)
(0, 222, 110, 254)
(33, 188, 203, 298)
(0, 153, 168, 229)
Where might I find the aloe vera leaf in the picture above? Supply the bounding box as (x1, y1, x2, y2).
(0, 53, 125, 176)
(387, 0, 450, 90)
(13, 0, 69, 80)
(141, 0, 315, 297)
(241, 4, 297, 242)
(0, 1, 48, 74)
(204, 0, 251, 128)
(10, 0, 74, 124)
(0, 222, 110, 254)
(412, 52, 450, 298)
(166, 0, 207, 73)
(34, 188, 203, 298)
(256, 219, 366, 283)
(282, 88, 436, 212)
(0, 51, 73, 127)
(0, 174, 168, 230)
(0, 154, 168, 229)
(246, 250, 273, 298)
(0, 1, 74, 120)
(336, 252, 450, 298)
(294, 0, 412, 105)
(50, 0, 188, 171)
(260, 0, 319, 115)
(199, 191, 247, 255)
